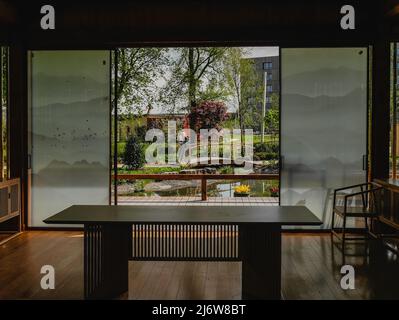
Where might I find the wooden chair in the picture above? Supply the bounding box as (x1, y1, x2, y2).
(331, 182, 383, 248)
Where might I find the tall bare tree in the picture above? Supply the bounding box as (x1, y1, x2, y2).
(224, 48, 263, 149)
(161, 47, 229, 112)
(115, 48, 168, 115)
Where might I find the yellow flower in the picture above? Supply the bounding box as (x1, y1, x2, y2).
(234, 185, 250, 194)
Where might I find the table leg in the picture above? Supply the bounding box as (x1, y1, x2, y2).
(240, 224, 281, 300)
(84, 223, 131, 299)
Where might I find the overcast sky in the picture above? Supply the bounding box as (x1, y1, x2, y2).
(243, 47, 279, 58)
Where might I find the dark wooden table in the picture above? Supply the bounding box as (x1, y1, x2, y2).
(44, 205, 321, 300)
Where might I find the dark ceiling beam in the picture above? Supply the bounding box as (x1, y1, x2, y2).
(13, 0, 378, 48)
(0, 0, 18, 25)
(0, 0, 19, 42)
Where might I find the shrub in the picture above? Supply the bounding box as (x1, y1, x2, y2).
(122, 136, 145, 169)
(268, 143, 279, 153)
(270, 186, 279, 197)
(254, 152, 278, 161)
(254, 142, 267, 153)
(135, 125, 147, 142)
(118, 166, 181, 175)
(219, 166, 234, 174)
(188, 101, 228, 131)
(254, 142, 279, 154)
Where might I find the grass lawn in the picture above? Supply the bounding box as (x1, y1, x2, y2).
(118, 166, 182, 175)
(253, 134, 279, 144)
(117, 134, 278, 156)
(117, 141, 126, 158)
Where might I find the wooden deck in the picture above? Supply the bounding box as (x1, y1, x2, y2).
(1, 231, 398, 300)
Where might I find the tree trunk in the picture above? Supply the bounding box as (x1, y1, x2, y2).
(188, 48, 196, 111)
(238, 106, 245, 157)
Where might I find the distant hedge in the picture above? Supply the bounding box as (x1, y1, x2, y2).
(254, 142, 279, 154)
(253, 152, 279, 161)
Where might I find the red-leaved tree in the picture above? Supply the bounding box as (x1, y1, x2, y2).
(188, 101, 228, 131)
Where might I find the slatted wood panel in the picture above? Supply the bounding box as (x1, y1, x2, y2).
(131, 224, 239, 261)
(0, 178, 20, 224)
(84, 224, 103, 298)
(10, 184, 19, 214)
(84, 223, 130, 299)
(0, 188, 8, 219)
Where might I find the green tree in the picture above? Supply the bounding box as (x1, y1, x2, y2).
(264, 93, 280, 142)
(115, 48, 168, 115)
(224, 48, 263, 149)
(161, 48, 229, 112)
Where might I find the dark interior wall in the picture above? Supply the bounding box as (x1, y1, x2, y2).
(8, 43, 27, 229)
(371, 41, 391, 179)
(370, 0, 396, 180)
(0, 0, 18, 43)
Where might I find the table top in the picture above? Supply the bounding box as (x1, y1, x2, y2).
(44, 205, 322, 226)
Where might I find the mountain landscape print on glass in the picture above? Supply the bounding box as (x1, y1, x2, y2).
(280, 48, 368, 228)
(30, 51, 110, 227)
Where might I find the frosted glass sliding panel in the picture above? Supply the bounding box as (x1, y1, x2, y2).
(280, 48, 367, 228)
(30, 51, 110, 227)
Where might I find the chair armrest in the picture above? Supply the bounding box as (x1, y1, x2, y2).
(333, 182, 373, 209)
(334, 182, 373, 193)
(343, 187, 383, 210)
(344, 187, 382, 199)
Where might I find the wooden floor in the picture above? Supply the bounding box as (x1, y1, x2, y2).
(0, 234, 14, 242)
(0, 231, 398, 300)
